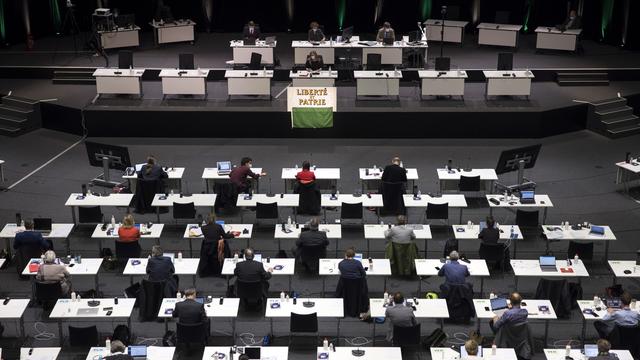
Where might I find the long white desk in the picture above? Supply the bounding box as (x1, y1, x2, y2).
(608, 260, 640, 286)
(229, 40, 276, 64)
(437, 168, 498, 192)
(0, 298, 29, 338)
(354, 71, 402, 99)
(477, 23, 523, 48)
(98, 26, 140, 49)
(225, 70, 273, 98)
(183, 223, 253, 255)
(65, 193, 134, 224)
(1, 223, 75, 256)
(510, 259, 589, 291)
(544, 348, 632, 360)
(370, 298, 448, 342)
(319, 347, 402, 360)
(319, 258, 390, 296)
(486, 194, 552, 224)
(202, 166, 262, 193)
(265, 297, 343, 337)
(290, 70, 338, 87)
(292, 40, 428, 65)
(364, 224, 432, 256)
(359, 167, 419, 192)
(425, 19, 469, 43)
(91, 223, 163, 252)
(535, 27, 582, 51)
(403, 194, 468, 224)
(432, 347, 517, 360)
(483, 70, 534, 98)
(419, 70, 467, 98)
(88, 346, 175, 360)
(158, 69, 209, 98)
(576, 299, 640, 345)
(20, 347, 61, 360)
(158, 297, 239, 337)
(93, 68, 145, 98)
(123, 166, 184, 193)
(203, 347, 289, 360)
(236, 193, 299, 222)
(453, 224, 523, 257)
(416, 258, 490, 296)
(221, 257, 295, 291)
(281, 167, 340, 193)
(151, 193, 217, 222)
(124, 257, 199, 286)
(23, 257, 103, 292)
(615, 159, 640, 193)
(542, 224, 616, 259)
(150, 20, 195, 46)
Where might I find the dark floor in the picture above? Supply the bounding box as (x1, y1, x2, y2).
(1, 129, 640, 359)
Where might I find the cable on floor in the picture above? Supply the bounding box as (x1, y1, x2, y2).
(343, 336, 372, 346)
(33, 322, 56, 341)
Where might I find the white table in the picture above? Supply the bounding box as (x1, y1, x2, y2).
(158, 69, 209, 98)
(453, 224, 523, 257)
(183, 223, 253, 255)
(437, 168, 498, 192)
(20, 347, 61, 360)
(535, 27, 582, 51)
(23, 257, 103, 292)
(1, 223, 75, 256)
(91, 223, 164, 253)
(577, 299, 640, 345)
(221, 257, 295, 291)
(225, 70, 273, 98)
(364, 224, 432, 256)
(615, 160, 640, 194)
(403, 194, 468, 224)
(608, 260, 640, 286)
(203, 347, 289, 360)
(265, 297, 343, 338)
(418, 70, 467, 99)
(477, 23, 523, 48)
(319, 346, 402, 360)
(319, 258, 391, 296)
(274, 224, 341, 253)
(320, 193, 383, 223)
(432, 347, 517, 360)
(201, 166, 262, 193)
(87, 346, 175, 360)
(359, 167, 419, 192)
(483, 70, 535, 99)
(65, 193, 134, 224)
(354, 71, 402, 99)
(290, 70, 338, 87)
(49, 298, 135, 345)
(93, 68, 145, 98)
(542, 224, 616, 259)
(158, 297, 239, 337)
(236, 194, 299, 222)
(425, 19, 469, 43)
(370, 298, 448, 342)
(151, 193, 217, 222)
(150, 20, 195, 45)
(544, 348, 632, 360)
(486, 194, 553, 224)
(416, 259, 490, 296)
(281, 167, 340, 193)
(123, 257, 199, 286)
(123, 166, 185, 193)
(292, 40, 428, 66)
(510, 259, 589, 291)
(292, 41, 336, 65)
(230, 40, 277, 64)
(360, 42, 427, 66)
(0, 298, 29, 338)
(98, 26, 140, 49)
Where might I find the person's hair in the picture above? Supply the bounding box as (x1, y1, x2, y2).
(510, 292, 522, 306)
(151, 245, 163, 257)
(184, 288, 197, 298)
(302, 160, 311, 170)
(308, 217, 319, 231)
(392, 156, 401, 165)
(397, 215, 407, 225)
(486, 216, 495, 228)
(393, 292, 404, 304)
(569, 9, 577, 15)
(44, 250, 57, 264)
(464, 340, 479, 356)
(111, 340, 126, 354)
(597, 339, 611, 354)
(621, 291, 632, 306)
(345, 248, 356, 258)
(310, 21, 319, 28)
(206, 213, 217, 225)
(24, 220, 34, 230)
(238, 355, 250, 360)
(240, 157, 252, 166)
(122, 214, 135, 228)
(383, 21, 391, 28)
(248, 21, 255, 26)
(244, 247, 255, 260)
(449, 250, 459, 261)
(145, 156, 156, 175)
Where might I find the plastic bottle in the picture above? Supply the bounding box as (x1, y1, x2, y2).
(110, 215, 116, 229)
(565, 345, 571, 356)
(287, 216, 292, 226)
(280, 291, 285, 301)
(491, 344, 497, 355)
(489, 292, 495, 299)
(323, 338, 329, 350)
(177, 252, 183, 261)
(71, 291, 76, 301)
(383, 290, 389, 303)
(574, 254, 579, 265)
(105, 337, 111, 353)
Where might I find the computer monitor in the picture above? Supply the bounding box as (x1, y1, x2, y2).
(342, 26, 354, 42)
(85, 141, 132, 171)
(494, 144, 542, 175)
(33, 218, 52, 232)
(115, 14, 135, 28)
(118, 50, 133, 69)
(179, 53, 194, 70)
(254, 253, 262, 262)
(435, 57, 450, 71)
(584, 344, 598, 357)
(244, 347, 261, 359)
(489, 297, 508, 311)
(520, 190, 535, 200)
(497, 52, 513, 71)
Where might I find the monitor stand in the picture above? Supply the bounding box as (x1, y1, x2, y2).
(494, 160, 536, 193)
(91, 156, 125, 188)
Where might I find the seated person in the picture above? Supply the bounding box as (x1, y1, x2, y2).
(384, 292, 417, 342)
(146, 245, 177, 293)
(234, 247, 273, 297)
(305, 51, 324, 72)
(117, 214, 141, 257)
(478, 216, 500, 244)
(376, 22, 396, 42)
(338, 247, 367, 279)
(462, 340, 481, 360)
(229, 157, 267, 193)
(104, 340, 134, 360)
(137, 156, 168, 181)
(490, 292, 528, 333)
(14, 220, 51, 253)
(384, 215, 416, 244)
(172, 288, 207, 325)
(198, 213, 233, 277)
(295, 160, 316, 185)
(381, 156, 408, 185)
(589, 339, 617, 360)
(308, 21, 325, 42)
(438, 250, 470, 295)
(557, 9, 582, 31)
(595, 291, 640, 338)
(295, 217, 329, 269)
(243, 21, 261, 41)
(36, 250, 72, 295)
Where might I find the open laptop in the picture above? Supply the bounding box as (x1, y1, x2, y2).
(519, 190, 536, 204)
(479, 221, 487, 231)
(539, 256, 558, 272)
(243, 347, 261, 359)
(244, 38, 256, 45)
(217, 161, 232, 175)
(383, 36, 394, 45)
(461, 345, 482, 357)
(490, 297, 509, 317)
(254, 253, 262, 262)
(128, 345, 147, 359)
(584, 344, 598, 357)
(33, 218, 52, 234)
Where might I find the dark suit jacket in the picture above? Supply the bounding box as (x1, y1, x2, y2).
(308, 28, 325, 42)
(338, 258, 367, 279)
(13, 231, 50, 250)
(146, 256, 175, 282)
(305, 56, 324, 71)
(173, 298, 207, 324)
(479, 227, 500, 244)
(296, 229, 329, 249)
(201, 223, 233, 241)
(137, 164, 168, 181)
(560, 16, 582, 30)
(381, 164, 407, 183)
(243, 25, 261, 40)
(104, 354, 134, 360)
(234, 259, 271, 283)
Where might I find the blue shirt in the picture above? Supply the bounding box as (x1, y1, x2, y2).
(13, 231, 49, 250)
(338, 258, 366, 279)
(602, 307, 640, 327)
(493, 306, 529, 329)
(438, 260, 470, 285)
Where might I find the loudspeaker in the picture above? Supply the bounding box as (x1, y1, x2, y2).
(497, 52, 513, 71)
(178, 53, 194, 70)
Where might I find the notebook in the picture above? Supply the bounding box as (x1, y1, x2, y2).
(539, 256, 557, 272)
(490, 297, 509, 316)
(128, 345, 147, 358)
(217, 161, 232, 175)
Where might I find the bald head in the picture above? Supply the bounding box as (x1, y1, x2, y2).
(510, 292, 522, 306)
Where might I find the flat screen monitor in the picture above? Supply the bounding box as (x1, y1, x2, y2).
(584, 344, 598, 357)
(85, 141, 132, 171)
(33, 218, 52, 232)
(118, 50, 133, 69)
(497, 52, 513, 71)
(435, 57, 450, 71)
(128, 346, 147, 358)
(244, 347, 261, 359)
(115, 14, 135, 28)
(494, 144, 542, 175)
(179, 53, 194, 70)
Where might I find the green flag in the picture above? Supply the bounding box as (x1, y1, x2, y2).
(292, 107, 333, 128)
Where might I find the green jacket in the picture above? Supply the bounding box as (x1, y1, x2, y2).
(385, 241, 418, 276)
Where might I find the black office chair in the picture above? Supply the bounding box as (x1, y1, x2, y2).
(567, 241, 594, 261)
(179, 53, 195, 70)
(515, 209, 539, 238)
(458, 175, 481, 192)
(380, 181, 405, 216)
(425, 202, 449, 225)
(297, 244, 327, 273)
(366, 53, 382, 71)
(134, 179, 165, 214)
(236, 280, 264, 309)
(393, 324, 422, 359)
(69, 325, 99, 347)
(248, 52, 262, 70)
(296, 182, 321, 216)
(336, 277, 369, 318)
(118, 50, 133, 69)
(34, 281, 63, 311)
(479, 243, 509, 272)
(340, 202, 363, 224)
(173, 202, 196, 222)
(611, 325, 640, 358)
(289, 312, 319, 349)
(494, 323, 535, 360)
(177, 322, 208, 352)
(78, 206, 104, 224)
(15, 244, 45, 279)
(256, 202, 279, 225)
(138, 279, 166, 321)
(115, 240, 141, 261)
(534, 278, 572, 319)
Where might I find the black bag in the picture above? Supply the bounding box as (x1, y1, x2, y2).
(443, 238, 458, 258)
(423, 328, 447, 348)
(112, 324, 131, 346)
(163, 330, 176, 346)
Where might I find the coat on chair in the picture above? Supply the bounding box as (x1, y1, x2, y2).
(385, 241, 418, 276)
(335, 277, 369, 317)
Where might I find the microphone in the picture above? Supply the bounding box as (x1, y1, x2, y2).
(267, 177, 275, 197)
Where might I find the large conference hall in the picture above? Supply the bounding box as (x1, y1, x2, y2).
(1, 0, 640, 359)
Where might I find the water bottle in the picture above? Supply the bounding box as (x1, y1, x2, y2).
(574, 254, 579, 265)
(280, 291, 285, 301)
(383, 290, 389, 304)
(287, 216, 292, 226)
(176, 291, 181, 299)
(323, 338, 329, 350)
(110, 215, 116, 229)
(177, 252, 182, 261)
(233, 253, 239, 263)
(400, 161, 404, 168)
(491, 344, 497, 355)
(71, 291, 76, 301)
(105, 337, 111, 353)
(565, 345, 571, 356)
(489, 292, 495, 299)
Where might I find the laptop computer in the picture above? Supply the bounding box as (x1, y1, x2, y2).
(217, 161, 232, 175)
(254, 253, 262, 262)
(490, 297, 509, 317)
(244, 38, 256, 45)
(33, 218, 52, 234)
(461, 345, 483, 357)
(383, 36, 394, 45)
(605, 297, 622, 309)
(128, 345, 147, 359)
(584, 344, 598, 357)
(539, 256, 558, 272)
(520, 190, 536, 204)
(479, 221, 487, 231)
(77, 308, 100, 315)
(195, 297, 205, 304)
(244, 347, 261, 359)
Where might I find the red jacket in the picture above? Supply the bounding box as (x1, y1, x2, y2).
(118, 226, 140, 243)
(295, 169, 316, 183)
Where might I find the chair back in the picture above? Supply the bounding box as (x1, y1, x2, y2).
(173, 202, 196, 220)
(15, 244, 45, 276)
(479, 243, 506, 262)
(515, 209, 539, 228)
(567, 241, 594, 261)
(298, 244, 326, 273)
(78, 206, 103, 223)
(458, 175, 481, 192)
(495, 10, 511, 24)
(367, 53, 382, 70)
(296, 182, 321, 216)
(177, 322, 208, 346)
(115, 240, 141, 260)
(256, 202, 279, 220)
(495, 323, 534, 360)
(35, 281, 62, 310)
(236, 280, 264, 301)
(381, 181, 405, 216)
(179, 53, 195, 70)
(337, 277, 369, 317)
(615, 325, 640, 357)
(340, 202, 363, 220)
(138, 279, 166, 321)
(290, 312, 318, 333)
(393, 324, 421, 346)
(426, 202, 449, 220)
(134, 179, 163, 214)
(249, 52, 262, 70)
(69, 325, 99, 347)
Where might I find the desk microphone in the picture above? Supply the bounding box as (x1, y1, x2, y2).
(385, 73, 389, 78)
(267, 177, 275, 197)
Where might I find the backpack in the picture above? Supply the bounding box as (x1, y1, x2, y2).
(443, 238, 458, 258)
(112, 325, 131, 346)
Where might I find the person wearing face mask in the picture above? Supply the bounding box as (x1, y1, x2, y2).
(557, 9, 581, 31)
(243, 20, 261, 41)
(376, 21, 396, 42)
(305, 51, 324, 71)
(308, 21, 325, 42)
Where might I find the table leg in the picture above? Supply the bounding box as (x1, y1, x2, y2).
(322, 277, 326, 297)
(613, 274, 617, 286)
(514, 276, 519, 291)
(66, 236, 71, 256)
(59, 320, 63, 346)
(336, 319, 341, 344)
(372, 321, 376, 345)
(71, 206, 77, 225)
(129, 275, 134, 286)
(367, 239, 370, 257)
(605, 242, 610, 262)
(480, 278, 484, 298)
(424, 238, 428, 258)
(232, 318, 236, 342)
(288, 275, 292, 293)
(544, 320, 549, 347)
(156, 206, 161, 223)
(383, 277, 387, 294)
(542, 208, 548, 224)
(581, 318, 587, 345)
(189, 238, 194, 257)
(270, 318, 274, 337)
(417, 277, 422, 297)
(95, 274, 100, 293)
(477, 318, 482, 334)
(20, 317, 25, 339)
(459, 209, 463, 224)
(440, 318, 444, 330)
(164, 318, 169, 333)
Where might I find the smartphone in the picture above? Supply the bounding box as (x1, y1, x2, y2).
(106, 310, 113, 316)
